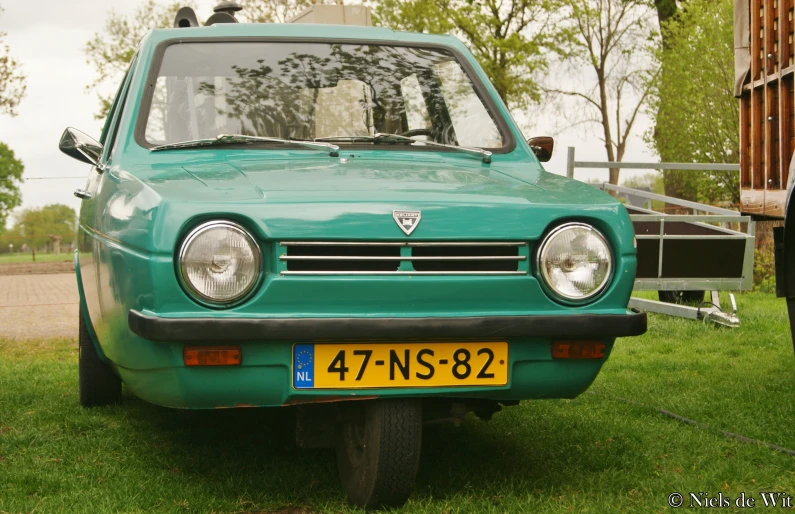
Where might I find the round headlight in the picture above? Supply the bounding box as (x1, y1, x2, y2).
(178, 221, 261, 307)
(537, 223, 612, 302)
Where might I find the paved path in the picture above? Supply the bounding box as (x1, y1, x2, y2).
(0, 273, 78, 340)
(0, 261, 75, 276)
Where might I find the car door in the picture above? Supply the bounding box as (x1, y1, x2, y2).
(77, 57, 137, 339)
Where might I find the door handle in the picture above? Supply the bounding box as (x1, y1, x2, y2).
(74, 189, 92, 200)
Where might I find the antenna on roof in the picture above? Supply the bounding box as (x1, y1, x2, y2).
(214, 1, 243, 16)
(173, 1, 243, 28)
(205, 1, 242, 25)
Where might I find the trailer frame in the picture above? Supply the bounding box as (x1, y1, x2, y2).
(566, 147, 754, 327)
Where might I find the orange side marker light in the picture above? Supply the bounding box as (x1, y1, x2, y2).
(184, 346, 242, 366)
(551, 341, 606, 359)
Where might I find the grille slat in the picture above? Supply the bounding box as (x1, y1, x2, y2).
(281, 255, 524, 261)
(280, 241, 525, 246)
(281, 270, 526, 275)
(280, 241, 526, 275)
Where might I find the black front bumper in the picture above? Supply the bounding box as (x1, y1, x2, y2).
(128, 309, 647, 343)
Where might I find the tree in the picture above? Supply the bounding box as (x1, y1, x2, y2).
(653, 0, 680, 47)
(373, 0, 572, 111)
(11, 204, 76, 261)
(0, 7, 26, 228)
(621, 172, 664, 194)
(0, 6, 26, 117)
(645, 0, 739, 205)
(547, 0, 659, 185)
(0, 141, 22, 228)
(237, 0, 313, 23)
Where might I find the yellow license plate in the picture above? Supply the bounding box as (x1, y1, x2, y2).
(292, 342, 508, 389)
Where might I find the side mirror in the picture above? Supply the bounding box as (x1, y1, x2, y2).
(59, 128, 103, 167)
(528, 136, 554, 162)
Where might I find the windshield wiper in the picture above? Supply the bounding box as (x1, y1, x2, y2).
(314, 133, 492, 163)
(376, 133, 493, 163)
(151, 134, 340, 156)
(312, 135, 396, 144)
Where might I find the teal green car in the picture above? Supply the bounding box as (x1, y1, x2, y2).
(59, 9, 646, 508)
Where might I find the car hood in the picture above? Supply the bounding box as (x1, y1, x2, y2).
(185, 155, 541, 199)
(119, 154, 627, 244)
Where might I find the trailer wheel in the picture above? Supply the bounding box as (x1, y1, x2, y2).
(79, 312, 121, 407)
(658, 290, 705, 305)
(336, 399, 422, 508)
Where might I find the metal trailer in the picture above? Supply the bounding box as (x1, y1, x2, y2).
(567, 148, 755, 327)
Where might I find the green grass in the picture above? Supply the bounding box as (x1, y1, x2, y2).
(2, 293, 795, 513)
(0, 252, 90, 264)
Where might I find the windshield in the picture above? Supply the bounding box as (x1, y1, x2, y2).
(141, 42, 506, 149)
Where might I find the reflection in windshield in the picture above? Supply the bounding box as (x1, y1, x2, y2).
(143, 42, 504, 149)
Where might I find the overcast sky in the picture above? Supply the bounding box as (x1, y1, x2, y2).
(0, 0, 658, 228)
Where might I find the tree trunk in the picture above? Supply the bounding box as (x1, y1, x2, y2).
(653, 0, 687, 202)
(611, 142, 627, 187)
(601, 111, 619, 185)
(609, 167, 620, 185)
(31, 247, 35, 262)
(596, 66, 619, 186)
(654, 0, 678, 49)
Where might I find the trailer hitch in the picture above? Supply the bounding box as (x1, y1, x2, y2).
(628, 291, 740, 328)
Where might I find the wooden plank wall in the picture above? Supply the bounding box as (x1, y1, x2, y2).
(740, 0, 792, 217)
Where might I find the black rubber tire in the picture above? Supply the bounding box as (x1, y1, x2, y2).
(79, 312, 121, 407)
(336, 399, 422, 509)
(658, 290, 705, 305)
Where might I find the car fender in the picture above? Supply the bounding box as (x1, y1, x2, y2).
(74, 249, 109, 363)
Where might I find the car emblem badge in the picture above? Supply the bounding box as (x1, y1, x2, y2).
(393, 210, 421, 236)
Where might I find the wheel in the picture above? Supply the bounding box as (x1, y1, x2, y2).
(336, 399, 422, 508)
(79, 311, 121, 407)
(658, 290, 705, 305)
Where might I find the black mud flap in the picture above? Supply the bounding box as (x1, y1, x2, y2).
(788, 300, 795, 357)
(782, 226, 795, 354)
(775, 226, 786, 297)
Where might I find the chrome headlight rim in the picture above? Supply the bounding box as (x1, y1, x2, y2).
(177, 220, 262, 309)
(536, 222, 614, 305)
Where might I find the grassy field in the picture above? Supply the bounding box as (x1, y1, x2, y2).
(0, 252, 91, 264)
(2, 293, 795, 513)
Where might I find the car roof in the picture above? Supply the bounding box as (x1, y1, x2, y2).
(146, 23, 461, 47)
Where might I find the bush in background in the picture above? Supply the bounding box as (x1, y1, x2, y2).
(754, 220, 783, 293)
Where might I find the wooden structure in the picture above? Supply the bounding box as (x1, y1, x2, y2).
(737, 0, 794, 218)
(288, 4, 372, 26)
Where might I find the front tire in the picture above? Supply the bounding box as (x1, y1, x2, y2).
(79, 312, 121, 407)
(336, 399, 422, 509)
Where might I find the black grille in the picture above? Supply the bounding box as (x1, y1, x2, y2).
(411, 245, 520, 272)
(280, 242, 525, 275)
(284, 244, 400, 272)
